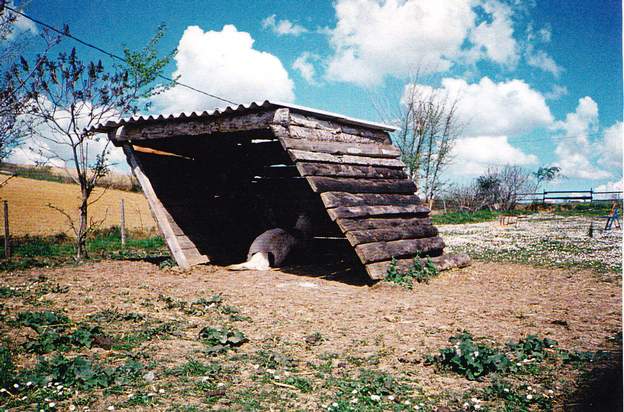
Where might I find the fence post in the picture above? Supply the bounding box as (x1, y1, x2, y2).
(542, 190, 546, 204)
(3, 200, 9, 258)
(590, 188, 593, 203)
(120, 199, 126, 247)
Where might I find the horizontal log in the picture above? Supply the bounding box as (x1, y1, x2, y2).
(355, 236, 445, 264)
(346, 225, 438, 246)
(307, 177, 415, 194)
(321, 192, 420, 208)
(296, 162, 406, 179)
(366, 253, 472, 280)
(288, 112, 390, 142)
(117, 110, 277, 141)
(289, 149, 404, 168)
(328, 204, 429, 220)
(336, 216, 432, 232)
(281, 137, 400, 158)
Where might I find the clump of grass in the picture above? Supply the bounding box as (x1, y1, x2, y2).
(384, 258, 439, 289)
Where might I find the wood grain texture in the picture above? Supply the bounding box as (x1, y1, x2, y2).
(335, 216, 432, 232)
(281, 137, 400, 158)
(296, 162, 406, 179)
(307, 177, 415, 194)
(117, 110, 277, 141)
(366, 253, 471, 280)
(321, 192, 420, 208)
(355, 236, 445, 264)
(345, 225, 438, 246)
(288, 149, 404, 168)
(327, 204, 429, 220)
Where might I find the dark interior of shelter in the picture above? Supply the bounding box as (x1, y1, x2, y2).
(131, 131, 356, 266)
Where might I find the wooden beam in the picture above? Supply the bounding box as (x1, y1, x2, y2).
(321, 192, 420, 208)
(122, 144, 208, 268)
(132, 144, 193, 160)
(296, 162, 406, 179)
(288, 112, 390, 143)
(365, 253, 472, 280)
(327, 204, 429, 220)
(307, 177, 415, 194)
(281, 137, 400, 158)
(346, 225, 438, 246)
(335, 216, 432, 232)
(113, 110, 277, 141)
(288, 149, 404, 168)
(355, 236, 445, 264)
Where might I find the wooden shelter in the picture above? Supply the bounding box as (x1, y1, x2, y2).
(95, 101, 469, 279)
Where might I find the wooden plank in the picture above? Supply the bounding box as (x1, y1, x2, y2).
(307, 177, 415, 194)
(346, 225, 438, 246)
(366, 253, 472, 280)
(321, 192, 420, 208)
(288, 125, 390, 145)
(123, 145, 209, 268)
(336, 216, 432, 232)
(281, 137, 400, 158)
(115, 110, 277, 141)
(288, 112, 390, 143)
(296, 162, 406, 179)
(288, 149, 404, 168)
(355, 237, 445, 264)
(328, 204, 429, 220)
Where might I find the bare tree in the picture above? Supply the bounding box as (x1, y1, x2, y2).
(475, 165, 535, 211)
(0, 5, 60, 160)
(375, 77, 462, 203)
(8, 25, 174, 259)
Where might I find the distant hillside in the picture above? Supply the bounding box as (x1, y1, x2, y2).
(0, 175, 156, 236)
(0, 163, 141, 192)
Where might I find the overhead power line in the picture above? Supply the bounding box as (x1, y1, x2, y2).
(4, 5, 239, 106)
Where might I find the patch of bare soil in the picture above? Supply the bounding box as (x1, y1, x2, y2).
(2, 259, 621, 411)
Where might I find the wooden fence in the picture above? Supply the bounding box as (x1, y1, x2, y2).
(517, 189, 623, 204)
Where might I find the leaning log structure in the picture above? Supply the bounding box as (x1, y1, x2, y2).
(94, 101, 470, 279)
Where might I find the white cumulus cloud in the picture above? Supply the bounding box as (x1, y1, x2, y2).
(469, 0, 519, 67)
(261, 15, 308, 36)
(151, 25, 295, 113)
(325, 0, 477, 85)
(448, 135, 538, 176)
(292, 52, 319, 84)
(599, 121, 623, 169)
(552, 97, 611, 179)
(1, 3, 38, 41)
(405, 77, 553, 137)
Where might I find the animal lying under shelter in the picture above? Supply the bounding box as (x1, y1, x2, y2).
(94, 101, 470, 279)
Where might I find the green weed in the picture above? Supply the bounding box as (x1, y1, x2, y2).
(384, 257, 439, 289)
(199, 327, 248, 355)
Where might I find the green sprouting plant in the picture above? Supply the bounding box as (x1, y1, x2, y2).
(25, 325, 105, 354)
(384, 257, 439, 289)
(284, 376, 313, 392)
(199, 327, 248, 354)
(15, 310, 70, 333)
(253, 350, 296, 370)
(427, 332, 513, 380)
(507, 335, 558, 362)
(328, 369, 414, 411)
(481, 379, 554, 411)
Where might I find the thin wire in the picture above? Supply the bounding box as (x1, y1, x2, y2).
(4, 5, 239, 106)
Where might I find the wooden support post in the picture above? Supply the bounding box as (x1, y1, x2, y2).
(120, 199, 126, 247)
(3, 200, 9, 258)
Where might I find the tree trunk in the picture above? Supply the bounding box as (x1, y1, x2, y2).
(76, 194, 88, 260)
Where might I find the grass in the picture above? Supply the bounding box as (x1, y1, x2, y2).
(432, 209, 531, 225)
(0, 271, 615, 412)
(0, 227, 168, 272)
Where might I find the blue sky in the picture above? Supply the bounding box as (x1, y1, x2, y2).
(10, 0, 624, 192)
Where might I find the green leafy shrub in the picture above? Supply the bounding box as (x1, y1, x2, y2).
(507, 335, 558, 362)
(15, 311, 70, 333)
(199, 327, 248, 354)
(254, 350, 296, 370)
(428, 332, 513, 380)
(384, 258, 439, 289)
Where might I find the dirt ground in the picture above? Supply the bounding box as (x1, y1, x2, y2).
(2, 258, 621, 411)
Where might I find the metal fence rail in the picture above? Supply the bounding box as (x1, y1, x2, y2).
(517, 189, 623, 203)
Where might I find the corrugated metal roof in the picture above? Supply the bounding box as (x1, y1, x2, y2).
(91, 100, 397, 133)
